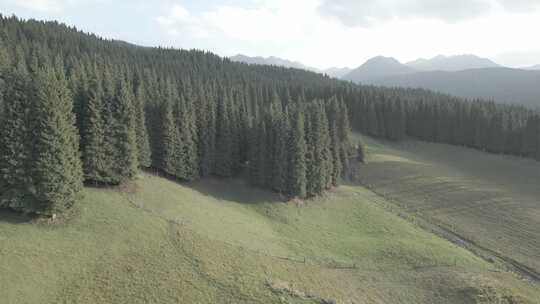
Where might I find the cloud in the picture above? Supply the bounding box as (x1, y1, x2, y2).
(156, 0, 322, 42)
(3, 0, 101, 13)
(497, 0, 540, 12)
(495, 49, 540, 67)
(156, 4, 191, 26)
(5, 0, 65, 12)
(318, 0, 540, 27)
(151, 0, 540, 69)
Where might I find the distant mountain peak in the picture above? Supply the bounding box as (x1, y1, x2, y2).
(230, 54, 352, 79)
(406, 54, 500, 71)
(343, 56, 416, 83)
(365, 56, 402, 64)
(230, 54, 310, 71)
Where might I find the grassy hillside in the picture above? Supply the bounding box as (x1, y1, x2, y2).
(353, 133, 540, 282)
(1, 173, 538, 303)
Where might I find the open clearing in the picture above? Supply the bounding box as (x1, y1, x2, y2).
(1, 172, 539, 303)
(353, 134, 540, 284)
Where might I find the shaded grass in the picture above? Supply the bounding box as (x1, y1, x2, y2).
(352, 133, 540, 279)
(1, 173, 538, 303)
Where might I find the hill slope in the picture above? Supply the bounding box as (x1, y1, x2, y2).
(353, 134, 540, 280)
(368, 68, 540, 107)
(406, 55, 500, 71)
(2, 173, 538, 303)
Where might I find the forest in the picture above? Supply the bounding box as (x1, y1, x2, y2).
(0, 15, 539, 216)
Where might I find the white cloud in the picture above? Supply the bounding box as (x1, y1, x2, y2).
(8, 0, 65, 12)
(156, 0, 313, 42)
(318, 0, 540, 27)
(156, 0, 345, 60)
(3, 0, 101, 13)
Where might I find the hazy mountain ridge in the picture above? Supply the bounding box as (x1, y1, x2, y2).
(341, 55, 540, 107)
(342, 56, 416, 82)
(405, 54, 500, 71)
(322, 66, 353, 78)
(368, 67, 540, 107)
(231, 54, 539, 107)
(230, 54, 312, 71)
(230, 54, 350, 78)
(524, 64, 540, 70)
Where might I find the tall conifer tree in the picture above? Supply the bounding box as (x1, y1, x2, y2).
(0, 66, 34, 210)
(112, 77, 138, 181)
(288, 107, 307, 198)
(33, 66, 83, 214)
(81, 66, 106, 182)
(215, 90, 234, 177)
(134, 81, 152, 168)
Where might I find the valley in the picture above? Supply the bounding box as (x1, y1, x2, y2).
(353, 134, 540, 282)
(1, 11, 540, 304)
(1, 138, 539, 304)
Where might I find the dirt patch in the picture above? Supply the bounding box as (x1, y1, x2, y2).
(265, 278, 337, 304)
(116, 181, 140, 194)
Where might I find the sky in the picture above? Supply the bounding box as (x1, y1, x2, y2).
(1, 0, 540, 69)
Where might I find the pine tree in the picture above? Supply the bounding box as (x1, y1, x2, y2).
(535, 115, 540, 161)
(177, 94, 199, 181)
(337, 98, 352, 176)
(134, 81, 152, 168)
(80, 66, 106, 183)
(250, 118, 268, 187)
(271, 110, 290, 193)
(366, 102, 379, 136)
(112, 77, 139, 181)
(329, 119, 342, 186)
(318, 103, 333, 190)
(214, 89, 234, 177)
(159, 88, 181, 176)
(101, 66, 121, 183)
(0, 66, 35, 211)
(522, 115, 539, 158)
(288, 106, 307, 198)
(197, 85, 216, 177)
(33, 66, 83, 215)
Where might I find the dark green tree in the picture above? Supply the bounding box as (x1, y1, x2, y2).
(134, 81, 152, 168)
(80, 66, 106, 183)
(214, 89, 234, 177)
(159, 86, 181, 176)
(0, 66, 35, 211)
(112, 77, 139, 181)
(288, 107, 307, 198)
(33, 66, 83, 215)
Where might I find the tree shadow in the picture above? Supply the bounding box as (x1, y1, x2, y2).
(0, 208, 35, 224)
(185, 177, 284, 205)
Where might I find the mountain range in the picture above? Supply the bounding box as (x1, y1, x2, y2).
(230, 54, 311, 71)
(525, 64, 540, 70)
(230, 54, 351, 78)
(231, 54, 540, 107)
(405, 55, 500, 71)
(342, 55, 540, 107)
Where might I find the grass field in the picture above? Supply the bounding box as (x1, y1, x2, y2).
(353, 133, 540, 283)
(1, 171, 539, 303)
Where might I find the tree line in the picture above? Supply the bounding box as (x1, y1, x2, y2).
(345, 87, 540, 160)
(0, 16, 538, 215)
(0, 16, 353, 215)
